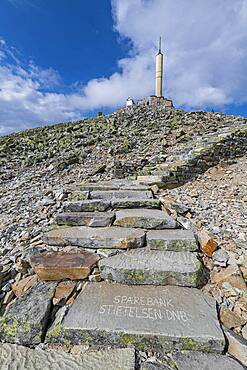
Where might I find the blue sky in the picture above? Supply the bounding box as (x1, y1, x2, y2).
(0, 0, 247, 135)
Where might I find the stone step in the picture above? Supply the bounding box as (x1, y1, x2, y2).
(99, 248, 203, 287)
(30, 251, 99, 280)
(111, 198, 161, 210)
(114, 209, 178, 229)
(147, 229, 198, 251)
(0, 343, 135, 370)
(137, 175, 168, 186)
(90, 190, 153, 200)
(56, 212, 115, 227)
(63, 200, 110, 212)
(46, 282, 225, 354)
(43, 226, 146, 249)
(80, 179, 149, 191)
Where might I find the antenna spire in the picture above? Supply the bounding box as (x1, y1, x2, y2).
(158, 36, 162, 53)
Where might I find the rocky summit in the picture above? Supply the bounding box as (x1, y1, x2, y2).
(0, 105, 247, 369)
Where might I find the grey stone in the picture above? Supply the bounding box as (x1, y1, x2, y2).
(147, 229, 198, 251)
(137, 175, 168, 186)
(0, 343, 135, 370)
(168, 202, 191, 215)
(114, 209, 178, 229)
(40, 197, 56, 206)
(171, 351, 246, 370)
(63, 200, 110, 212)
(100, 248, 203, 287)
(90, 190, 153, 200)
(224, 327, 247, 367)
(242, 324, 247, 340)
(80, 179, 149, 191)
(47, 282, 225, 354)
(212, 249, 229, 266)
(43, 226, 146, 249)
(55, 212, 115, 227)
(67, 190, 89, 201)
(112, 198, 161, 209)
(0, 281, 56, 345)
(140, 361, 170, 370)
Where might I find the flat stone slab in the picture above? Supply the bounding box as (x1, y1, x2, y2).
(0, 281, 56, 346)
(63, 200, 110, 212)
(112, 198, 161, 210)
(56, 212, 115, 227)
(30, 251, 99, 280)
(90, 190, 153, 200)
(0, 343, 135, 370)
(80, 179, 149, 191)
(114, 209, 178, 229)
(171, 351, 246, 370)
(137, 175, 167, 186)
(47, 282, 225, 354)
(147, 229, 198, 251)
(43, 226, 146, 249)
(100, 248, 203, 287)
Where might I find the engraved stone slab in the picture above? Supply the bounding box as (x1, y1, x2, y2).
(111, 198, 161, 210)
(114, 209, 178, 229)
(56, 212, 115, 227)
(90, 190, 153, 200)
(43, 226, 146, 249)
(99, 249, 202, 287)
(0, 343, 135, 370)
(30, 251, 99, 280)
(49, 282, 225, 354)
(80, 179, 149, 191)
(63, 200, 110, 212)
(0, 281, 56, 345)
(170, 351, 246, 370)
(147, 230, 198, 251)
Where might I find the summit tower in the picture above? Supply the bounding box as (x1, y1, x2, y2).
(155, 37, 164, 98)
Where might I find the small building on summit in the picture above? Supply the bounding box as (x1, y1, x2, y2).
(126, 97, 135, 109)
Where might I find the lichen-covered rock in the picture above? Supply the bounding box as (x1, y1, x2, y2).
(147, 229, 198, 251)
(90, 190, 153, 200)
(55, 212, 115, 227)
(114, 209, 178, 229)
(111, 198, 161, 210)
(100, 248, 203, 287)
(80, 179, 149, 191)
(63, 200, 110, 212)
(0, 281, 57, 346)
(43, 226, 146, 249)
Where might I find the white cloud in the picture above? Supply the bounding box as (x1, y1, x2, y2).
(1, 0, 247, 135)
(112, 0, 247, 107)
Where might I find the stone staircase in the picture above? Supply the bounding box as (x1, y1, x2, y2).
(137, 122, 247, 188)
(44, 181, 224, 350)
(2, 179, 247, 368)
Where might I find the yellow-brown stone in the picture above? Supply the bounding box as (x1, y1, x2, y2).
(53, 281, 76, 305)
(220, 307, 246, 329)
(197, 230, 217, 257)
(30, 251, 99, 281)
(11, 275, 38, 298)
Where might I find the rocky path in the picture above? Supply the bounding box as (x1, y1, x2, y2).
(0, 179, 246, 369)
